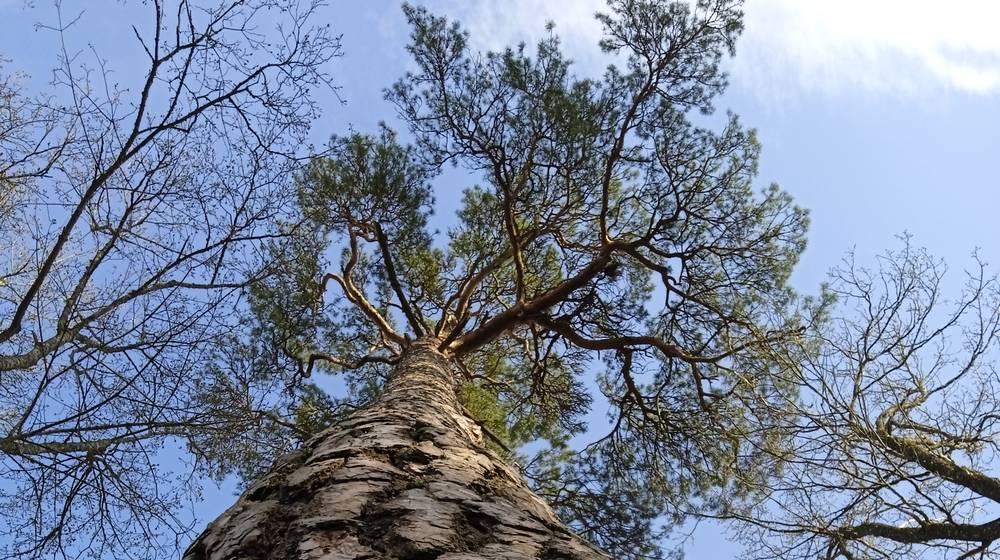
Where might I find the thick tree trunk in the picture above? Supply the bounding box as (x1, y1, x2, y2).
(184, 339, 608, 559)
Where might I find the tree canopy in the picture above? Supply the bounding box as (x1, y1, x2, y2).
(260, 1, 811, 556)
(6, 1, 999, 560)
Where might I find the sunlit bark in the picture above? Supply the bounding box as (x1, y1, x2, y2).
(186, 339, 607, 559)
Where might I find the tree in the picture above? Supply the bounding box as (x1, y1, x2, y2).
(723, 240, 1000, 560)
(0, 1, 339, 557)
(189, 1, 811, 558)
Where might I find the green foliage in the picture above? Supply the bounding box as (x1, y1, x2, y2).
(248, 223, 328, 363)
(456, 381, 517, 453)
(246, 1, 813, 557)
(299, 127, 434, 240)
(291, 383, 346, 436)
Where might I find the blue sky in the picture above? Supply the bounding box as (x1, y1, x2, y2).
(3, 1, 1000, 557)
(327, 0, 1000, 289)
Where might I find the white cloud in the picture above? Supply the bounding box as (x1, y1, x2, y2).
(425, 0, 607, 65)
(426, 0, 1000, 101)
(735, 0, 1000, 100)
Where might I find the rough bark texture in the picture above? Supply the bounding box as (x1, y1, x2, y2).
(184, 339, 609, 559)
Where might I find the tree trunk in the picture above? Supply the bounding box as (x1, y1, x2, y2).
(184, 339, 608, 559)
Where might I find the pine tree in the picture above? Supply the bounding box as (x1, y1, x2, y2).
(188, 1, 810, 558)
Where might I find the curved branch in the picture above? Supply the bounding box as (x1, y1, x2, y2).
(875, 401, 1000, 505)
(840, 517, 1000, 546)
(532, 314, 711, 410)
(296, 350, 398, 378)
(446, 242, 622, 355)
(321, 231, 405, 346)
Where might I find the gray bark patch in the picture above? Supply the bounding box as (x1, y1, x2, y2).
(184, 340, 608, 560)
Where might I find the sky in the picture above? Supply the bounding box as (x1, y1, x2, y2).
(2, 1, 1000, 558)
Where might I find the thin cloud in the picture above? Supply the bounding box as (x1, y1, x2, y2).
(426, 0, 1000, 100)
(736, 0, 1000, 100)
(425, 0, 607, 65)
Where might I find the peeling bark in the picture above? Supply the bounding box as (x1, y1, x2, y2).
(185, 339, 608, 559)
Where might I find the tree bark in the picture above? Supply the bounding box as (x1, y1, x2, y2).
(184, 339, 608, 559)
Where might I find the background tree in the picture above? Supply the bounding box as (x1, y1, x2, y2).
(0, 1, 339, 557)
(200, 1, 812, 558)
(722, 240, 1000, 560)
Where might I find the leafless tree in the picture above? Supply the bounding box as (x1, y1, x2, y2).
(724, 239, 1000, 560)
(0, 1, 339, 557)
